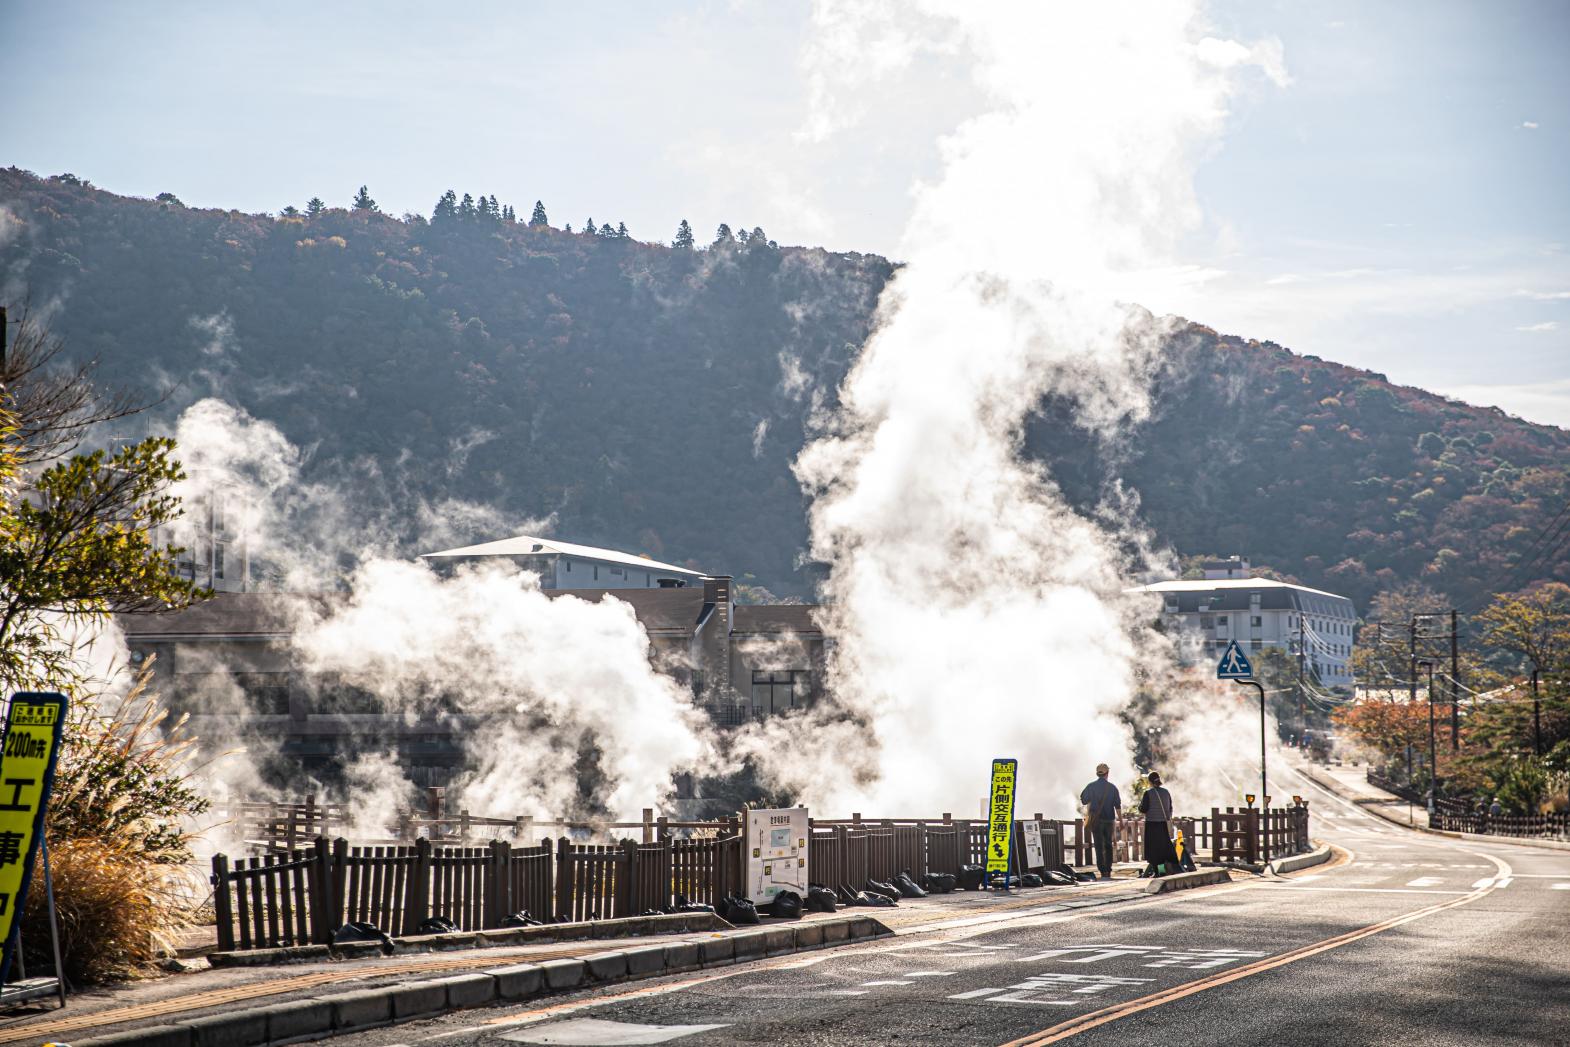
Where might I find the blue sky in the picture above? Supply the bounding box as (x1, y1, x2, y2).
(4, 0, 1567, 425)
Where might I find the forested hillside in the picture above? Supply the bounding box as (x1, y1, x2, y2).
(3, 168, 1566, 609)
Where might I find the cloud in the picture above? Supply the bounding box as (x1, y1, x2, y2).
(1515, 321, 1560, 333)
(1521, 121, 1539, 130)
(1513, 288, 1570, 300)
(1439, 378, 1570, 430)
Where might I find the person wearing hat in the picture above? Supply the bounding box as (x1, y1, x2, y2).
(1079, 763, 1121, 880)
(1140, 771, 1179, 875)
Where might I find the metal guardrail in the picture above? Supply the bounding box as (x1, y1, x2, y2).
(1430, 811, 1569, 840)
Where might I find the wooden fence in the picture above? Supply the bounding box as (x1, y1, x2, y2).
(1431, 810, 1569, 840)
(210, 805, 1312, 951)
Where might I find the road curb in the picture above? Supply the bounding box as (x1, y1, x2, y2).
(1297, 764, 1570, 854)
(71, 915, 894, 1047)
(1268, 843, 1332, 875)
(208, 911, 732, 968)
(1141, 868, 1231, 894)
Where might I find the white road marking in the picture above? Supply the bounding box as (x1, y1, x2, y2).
(1494, 877, 1513, 889)
(1264, 886, 1471, 895)
(904, 971, 956, 977)
(498, 1018, 730, 1045)
(950, 987, 1006, 999)
(861, 980, 912, 986)
(1552, 884, 1570, 891)
(1406, 877, 1444, 887)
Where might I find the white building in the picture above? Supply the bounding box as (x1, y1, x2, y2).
(156, 483, 252, 593)
(1127, 558, 1357, 688)
(420, 534, 706, 590)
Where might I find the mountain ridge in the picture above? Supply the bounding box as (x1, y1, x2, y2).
(2, 166, 1566, 610)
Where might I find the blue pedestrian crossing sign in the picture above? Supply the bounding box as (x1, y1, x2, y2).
(1216, 640, 1254, 680)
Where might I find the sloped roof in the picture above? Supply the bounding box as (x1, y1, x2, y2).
(542, 587, 708, 635)
(118, 591, 348, 639)
(421, 534, 703, 578)
(1126, 577, 1352, 602)
(733, 604, 821, 635)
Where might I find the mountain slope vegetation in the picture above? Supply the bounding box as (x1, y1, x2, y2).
(2, 168, 1566, 610)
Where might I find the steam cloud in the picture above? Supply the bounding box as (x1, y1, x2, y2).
(737, 1, 1289, 816)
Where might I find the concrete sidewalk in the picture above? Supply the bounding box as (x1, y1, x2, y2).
(10, 867, 1198, 1046)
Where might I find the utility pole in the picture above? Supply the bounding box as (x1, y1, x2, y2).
(1419, 660, 1437, 816)
(1, 304, 8, 372)
(1450, 609, 1460, 750)
(1297, 612, 1306, 743)
(1532, 669, 1542, 756)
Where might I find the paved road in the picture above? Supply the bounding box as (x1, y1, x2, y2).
(336, 764, 1570, 1046)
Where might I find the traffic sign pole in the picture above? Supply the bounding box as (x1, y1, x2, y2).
(1216, 642, 1267, 818)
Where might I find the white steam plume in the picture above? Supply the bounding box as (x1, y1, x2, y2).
(164, 398, 720, 825)
(748, 2, 1286, 816)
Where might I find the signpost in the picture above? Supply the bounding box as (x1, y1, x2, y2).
(986, 758, 1018, 889)
(1217, 642, 1267, 835)
(0, 691, 68, 1007)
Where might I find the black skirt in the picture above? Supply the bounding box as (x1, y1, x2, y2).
(1144, 820, 1179, 867)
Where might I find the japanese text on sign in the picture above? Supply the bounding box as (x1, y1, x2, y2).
(986, 758, 1018, 874)
(0, 693, 68, 983)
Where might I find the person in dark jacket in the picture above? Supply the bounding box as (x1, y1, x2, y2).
(1080, 763, 1121, 880)
(1140, 772, 1179, 874)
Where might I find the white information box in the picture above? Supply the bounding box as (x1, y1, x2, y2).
(743, 806, 810, 904)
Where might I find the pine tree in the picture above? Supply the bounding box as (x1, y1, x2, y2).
(584, 218, 597, 235)
(487, 195, 501, 221)
(736, 228, 750, 244)
(433, 190, 459, 223)
(352, 185, 378, 212)
(502, 204, 515, 222)
(616, 221, 628, 238)
(564, 223, 573, 233)
(750, 226, 767, 246)
(713, 223, 733, 245)
(280, 205, 301, 217)
(459, 193, 476, 220)
(306, 197, 326, 219)
(673, 219, 694, 249)
(529, 200, 549, 227)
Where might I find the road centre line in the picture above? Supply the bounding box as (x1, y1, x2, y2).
(998, 849, 1514, 1047)
(1261, 886, 1472, 895)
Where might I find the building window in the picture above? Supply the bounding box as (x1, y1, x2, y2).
(1217, 615, 1229, 626)
(752, 670, 811, 716)
(1251, 616, 1262, 627)
(593, 564, 599, 581)
(1200, 615, 1214, 629)
(214, 543, 226, 579)
(611, 567, 623, 577)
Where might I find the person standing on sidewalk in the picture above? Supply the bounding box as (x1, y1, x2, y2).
(1080, 763, 1121, 880)
(1140, 772, 1179, 875)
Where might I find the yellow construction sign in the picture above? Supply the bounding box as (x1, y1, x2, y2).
(0, 692, 68, 984)
(986, 758, 1018, 875)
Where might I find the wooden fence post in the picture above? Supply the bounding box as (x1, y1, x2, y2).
(309, 837, 339, 943)
(1246, 808, 1260, 864)
(619, 838, 638, 918)
(642, 809, 655, 844)
(555, 837, 573, 922)
(211, 853, 234, 951)
(488, 839, 510, 927)
(405, 837, 431, 931)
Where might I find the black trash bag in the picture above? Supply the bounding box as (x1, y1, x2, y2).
(723, 894, 761, 925)
(920, 872, 957, 894)
(854, 890, 896, 907)
(640, 909, 667, 917)
(956, 864, 985, 891)
(333, 922, 393, 950)
(837, 883, 862, 906)
(1020, 872, 1044, 888)
(1043, 869, 1078, 886)
(894, 871, 927, 898)
(502, 910, 546, 927)
(671, 893, 717, 914)
(1056, 863, 1097, 883)
(865, 878, 901, 902)
(806, 885, 838, 913)
(417, 915, 460, 935)
(768, 890, 804, 920)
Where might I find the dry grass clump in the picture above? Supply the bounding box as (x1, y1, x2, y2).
(21, 837, 191, 985)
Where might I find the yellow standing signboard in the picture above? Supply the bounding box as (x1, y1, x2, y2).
(986, 757, 1018, 881)
(0, 692, 68, 985)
